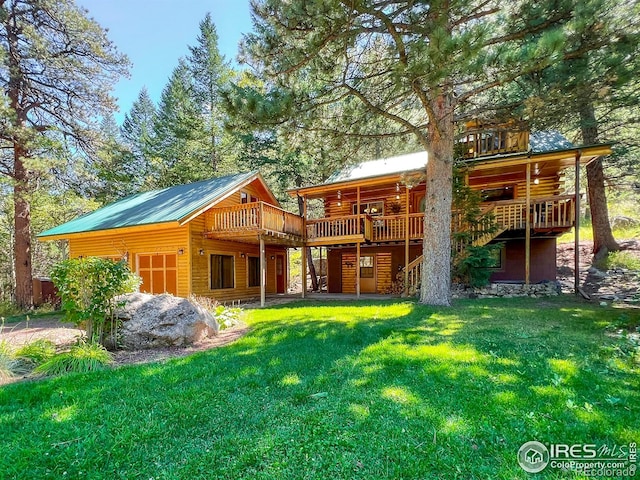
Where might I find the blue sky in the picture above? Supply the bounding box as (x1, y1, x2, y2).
(77, 0, 254, 121)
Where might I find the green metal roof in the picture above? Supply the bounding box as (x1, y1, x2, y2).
(39, 171, 257, 238)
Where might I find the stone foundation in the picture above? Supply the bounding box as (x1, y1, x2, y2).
(452, 282, 561, 299)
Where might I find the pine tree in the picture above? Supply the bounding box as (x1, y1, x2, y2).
(0, 0, 128, 308)
(187, 13, 233, 174)
(121, 87, 158, 191)
(521, 0, 640, 258)
(153, 60, 213, 187)
(243, 0, 573, 305)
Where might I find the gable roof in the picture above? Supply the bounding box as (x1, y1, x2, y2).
(323, 151, 428, 186)
(39, 171, 267, 239)
(322, 130, 575, 185)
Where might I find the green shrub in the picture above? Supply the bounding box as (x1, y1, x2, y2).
(215, 305, 243, 330)
(13, 339, 56, 367)
(452, 244, 502, 288)
(0, 301, 21, 318)
(51, 257, 140, 347)
(35, 342, 113, 376)
(190, 295, 243, 330)
(598, 251, 640, 271)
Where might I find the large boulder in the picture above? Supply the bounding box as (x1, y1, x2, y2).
(116, 293, 219, 349)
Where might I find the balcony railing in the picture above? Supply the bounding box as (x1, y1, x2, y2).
(372, 213, 424, 242)
(306, 215, 372, 244)
(459, 127, 529, 159)
(491, 195, 575, 231)
(303, 195, 576, 246)
(206, 201, 304, 238)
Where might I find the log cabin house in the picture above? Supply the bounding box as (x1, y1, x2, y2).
(290, 121, 611, 297)
(38, 171, 305, 305)
(39, 122, 611, 304)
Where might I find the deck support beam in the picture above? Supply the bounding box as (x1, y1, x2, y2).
(356, 186, 361, 299)
(260, 236, 266, 307)
(404, 184, 409, 297)
(574, 151, 581, 295)
(525, 163, 531, 285)
(302, 196, 307, 299)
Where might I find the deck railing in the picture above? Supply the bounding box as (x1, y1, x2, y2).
(459, 127, 529, 159)
(372, 213, 424, 242)
(306, 215, 372, 242)
(303, 195, 576, 246)
(207, 201, 304, 237)
(492, 195, 575, 231)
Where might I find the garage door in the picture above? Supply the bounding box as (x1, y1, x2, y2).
(137, 253, 177, 296)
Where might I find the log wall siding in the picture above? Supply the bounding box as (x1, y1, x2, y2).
(341, 253, 357, 294)
(375, 253, 392, 293)
(189, 214, 287, 302)
(322, 185, 428, 219)
(68, 226, 191, 297)
(333, 246, 422, 294)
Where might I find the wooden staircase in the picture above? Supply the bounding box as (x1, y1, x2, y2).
(400, 196, 577, 295)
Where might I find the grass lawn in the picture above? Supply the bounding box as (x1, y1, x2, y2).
(1, 297, 638, 479)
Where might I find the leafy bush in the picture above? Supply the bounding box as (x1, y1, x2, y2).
(51, 257, 140, 347)
(597, 251, 640, 271)
(190, 295, 243, 330)
(0, 301, 21, 318)
(35, 342, 113, 376)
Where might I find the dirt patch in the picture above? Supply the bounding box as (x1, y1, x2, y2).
(0, 317, 82, 347)
(557, 239, 640, 304)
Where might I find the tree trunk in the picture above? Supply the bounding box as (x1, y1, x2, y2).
(297, 194, 318, 291)
(420, 93, 454, 306)
(578, 95, 619, 257)
(13, 154, 33, 309)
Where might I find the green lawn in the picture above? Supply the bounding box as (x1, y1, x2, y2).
(1, 298, 638, 479)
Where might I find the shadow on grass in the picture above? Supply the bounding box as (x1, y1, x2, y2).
(0, 297, 638, 479)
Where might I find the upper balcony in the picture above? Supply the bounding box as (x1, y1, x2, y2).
(459, 120, 529, 159)
(205, 201, 305, 246)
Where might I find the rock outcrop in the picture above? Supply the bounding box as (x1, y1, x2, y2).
(116, 293, 219, 349)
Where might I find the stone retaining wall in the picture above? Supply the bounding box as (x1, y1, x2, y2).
(452, 282, 561, 299)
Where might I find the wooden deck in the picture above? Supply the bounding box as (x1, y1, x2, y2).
(306, 195, 576, 246)
(203, 195, 575, 248)
(205, 201, 305, 245)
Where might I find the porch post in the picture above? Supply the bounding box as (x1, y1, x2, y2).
(356, 241, 361, 299)
(260, 236, 266, 307)
(319, 246, 323, 293)
(574, 151, 581, 295)
(404, 184, 410, 297)
(302, 196, 307, 299)
(525, 162, 531, 285)
(356, 186, 361, 299)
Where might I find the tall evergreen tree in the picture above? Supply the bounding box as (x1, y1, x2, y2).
(0, 0, 128, 307)
(187, 13, 233, 174)
(153, 60, 213, 187)
(120, 87, 158, 191)
(244, 0, 573, 305)
(521, 0, 640, 258)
